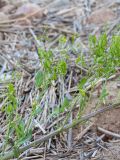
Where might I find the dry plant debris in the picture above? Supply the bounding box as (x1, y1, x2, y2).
(0, 0, 120, 160)
(86, 8, 117, 25)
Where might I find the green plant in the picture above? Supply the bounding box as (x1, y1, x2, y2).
(99, 83, 108, 104)
(2, 83, 32, 157)
(1, 33, 119, 159)
(89, 34, 119, 78)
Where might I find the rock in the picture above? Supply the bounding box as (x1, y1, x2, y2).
(86, 8, 116, 25)
(13, 3, 47, 26)
(15, 3, 45, 19)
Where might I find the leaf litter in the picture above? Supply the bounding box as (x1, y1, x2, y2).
(0, 0, 120, 159)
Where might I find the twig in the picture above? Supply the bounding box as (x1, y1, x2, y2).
(97, 127, 120, 139)
(0, 102, 120, 160)
(29, 28, 42, 47)
(67, 71, 73, 148)
(37, 25, 76, 35)
(66, 72, 120, 93)
(74, 123, 93, 141)
(34, 119, 46, 134)
(107, 18, 120, 35)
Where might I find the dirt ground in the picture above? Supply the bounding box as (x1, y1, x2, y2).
(0, 0, 120, 160)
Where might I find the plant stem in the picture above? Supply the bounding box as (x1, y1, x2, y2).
(1, 102, 120, 160)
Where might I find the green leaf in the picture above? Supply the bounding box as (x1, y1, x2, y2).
(75, 56, 81, 64)
(79, 89, 86, 97)
(17, 129, 32, 146)
(52, 107, 60, 117)
(59, 35, 67, 45)
(57, 60, 67, 75)
(60, 97, 70, 112)
(99, 85, 108, 101)
(8, 83, 15, 94)
(78, 78, 87, 89)
(33, 105, 42, 116)
(35, 71, 44, 88)
(6, 104, 13, 114)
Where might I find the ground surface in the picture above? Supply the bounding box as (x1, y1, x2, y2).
(0, 0, 120, 159)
